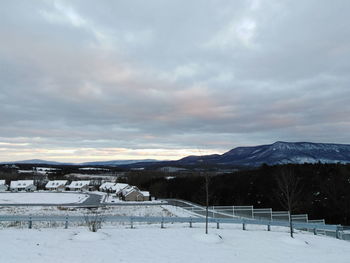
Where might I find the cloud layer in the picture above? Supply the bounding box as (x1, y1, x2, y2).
(1, 0, 350, 161)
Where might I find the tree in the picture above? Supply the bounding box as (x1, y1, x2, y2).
(198, 155, 210, 235)
(275, 167, 303, 238)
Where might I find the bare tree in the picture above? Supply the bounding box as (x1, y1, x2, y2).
(275, 168, 303, 238)
(198, 152, 210, 235)
(204, 171, 210, 234)
(84, 208, 104, 232)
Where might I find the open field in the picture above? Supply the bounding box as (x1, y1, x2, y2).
(0, 193, 89, 204)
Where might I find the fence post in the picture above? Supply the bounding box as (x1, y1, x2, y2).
(130, 217, 134, 229)
(65, 217, 68, 229)
(161, 218, 164, 229)
(267, 224, 271, 231)
(217, 221, 220, 229)
(313, 228, 317, 235)
(336, 226, 341, 239)
(189, 218, 192, 228)
(242, 221, 246, 231)
(28, 217, 32, 229)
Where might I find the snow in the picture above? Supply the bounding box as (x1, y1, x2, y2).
(0, 224, 349, 263)
(67, 181, 90, 190)
(10, 180, 34, 188)
(45, 180, 68, 188)
(0, 204, 185, 218)
(0, 193, 88, 204)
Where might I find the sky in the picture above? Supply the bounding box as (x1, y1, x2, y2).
(1, 0, 350, 162)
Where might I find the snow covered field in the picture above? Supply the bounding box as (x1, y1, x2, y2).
(0, 205, 187, 217)
(0, 224, 349, 263)
(0, 193, 89, 204)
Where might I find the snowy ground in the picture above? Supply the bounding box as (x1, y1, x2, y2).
(0, 193, 89, 204)
(0, 205, 187, 217)
(0, 224, 349, 263)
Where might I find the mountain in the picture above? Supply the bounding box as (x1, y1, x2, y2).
(0, 159, 70, 165)
(0, 159, 158, 166)
(81, 159, 158, 166)
(3, 142, 350, 168)
(175, 141, 350, 167)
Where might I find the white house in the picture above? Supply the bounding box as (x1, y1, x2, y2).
(100, 182, 130, 193)
(0, 180, 8, 192)
(67, 181, 90, 191)
(99, 182, 116, 192)
(122, 186, 150, 201)
(10, 180, 36, 192)
(45, 180, 68, 191)
(113, 183, 130, 195)
(140, 191, 150, 201)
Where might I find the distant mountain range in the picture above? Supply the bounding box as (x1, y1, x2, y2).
(2, 141, 350, 167)
(0, 159, 158, 166)
(175, 141, 350, 167)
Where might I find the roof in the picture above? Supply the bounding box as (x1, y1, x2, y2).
(140, 191, 150, 197)
(46, 180, 68, 188)
(99, 182, 116, 191)
(68, 181, 90, 188)
(10, 180, 34, 188)
(99, 182, 130, 192)
(113, 183, 129, 193)
(122, 186, 141, 196)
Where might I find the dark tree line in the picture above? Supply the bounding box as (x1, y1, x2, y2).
(127, 163, 350, 225)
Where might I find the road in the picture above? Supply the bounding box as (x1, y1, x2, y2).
(0, 192, 166, 207)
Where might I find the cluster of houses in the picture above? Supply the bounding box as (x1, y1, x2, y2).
(99, 182, 150, 201)
(0, 180, 151, 202)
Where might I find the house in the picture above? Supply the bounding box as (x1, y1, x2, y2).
(45, 180, 68, 191)
(113, 183, 130, 196)
(99, 182, 117, 192)
(99, 182, 130, 197)
(122, 186, 149, 201)
(10, 180, 36, 192)
(0, 180, 8, 192)
(140, 191, 150, 201)
(67, 181, 90, 191)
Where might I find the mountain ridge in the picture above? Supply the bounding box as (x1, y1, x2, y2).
(2, 141, 350, 167)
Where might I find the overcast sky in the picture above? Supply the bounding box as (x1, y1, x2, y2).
(1, 0, 350, 162)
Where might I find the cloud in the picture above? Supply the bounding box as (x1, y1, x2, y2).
(0, 0, 350, 161)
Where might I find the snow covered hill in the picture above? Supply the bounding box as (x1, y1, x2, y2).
(0, 224, 349, 263)
(177, 141, 350, 166)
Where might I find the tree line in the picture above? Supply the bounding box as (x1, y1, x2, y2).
(127, 163, 350, 225)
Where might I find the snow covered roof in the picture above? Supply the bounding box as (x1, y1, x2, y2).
(68, 181, 90, 189)
(140, 191, 150, 197)
(99, 182, 115, 191)
(46, 180, 68, 188)
(99, 182, 130, 193)
(113, 183, 129, 193)
(10, 180, 34, 188)
(0, 180, 6, 185)
(122, 186, 141, 196)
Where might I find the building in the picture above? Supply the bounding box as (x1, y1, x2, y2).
(10, 180, 36, 192)
(67, 181, 90, 191)
(0, 180, 8, 192)
(99, 182, 117, 192)
(114, 183, 130, 196)
(45, 180, 68, 191)
(140, 191, 150, 201)
(122, 186, 150, 201)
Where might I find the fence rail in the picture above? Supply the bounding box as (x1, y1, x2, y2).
(162, 198, 350, 241)
(0, 214, 345, 238)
